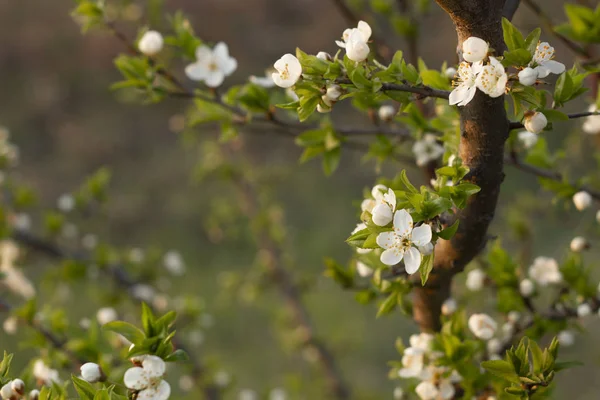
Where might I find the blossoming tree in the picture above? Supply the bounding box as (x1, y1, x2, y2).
(1, 0, 600, 399)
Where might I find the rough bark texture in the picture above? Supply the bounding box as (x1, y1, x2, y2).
(413, 0, 510, 332)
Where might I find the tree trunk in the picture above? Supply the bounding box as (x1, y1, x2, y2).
(413, 0, 509, 332)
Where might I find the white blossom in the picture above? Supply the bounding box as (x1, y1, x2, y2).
(336, 21, 371, 62)
(179, 375, 194, 392)
(12, 213, 31, 231)
(517, 130, 538, 149)
(524, 111, 547, 134)
(570, 236, 588, 252)
(138, 31, 164, 56)
(271, 54, 302, 88)
(29, 390, 40, 400)
(557, 330, 574, 347)
(410, 333, 434, 351)
(444, 67, 457, 78)
(449, 61, 482, 107)
(468, 313, 497, 340)
(519, 279, 534, 297)
(518, 67, 538, 86)
(316, 51, 332, 61)
(80, 363, 104, 383)
(33, 359, 60, 385)
(376, 210, 432, 273)
(507, 311, 521, 324)
(462, 37, 489, 63)
(412, 134, 444, 167)
(487, 338, 502, 355)
(316, 103, 331, 113)
(596, 210, 600, 223)
(582, 104, 600, 135)
(398, 347, 426, 378)
(529, 256, 562, 286)
(164, 251, 186, 276)
(124, 355, 170, 400)
(573, 191, 592, 211)
(57, 194, 75, 212)
(475, 57, 507, 98)
(441, 298, 457, 315)
(96, 307, 118, 325)
(185, 42, 237, 88)
(371, 188, 397, 226)
(577, 303, 591, 318)
(214, 371, 231, 387)
(356, 261, 373, 277)
(378, 105, 395, 122)
(239, 389, 258, 400)
(0, 382, 15, 399)
(325, 85, 342, 102)
(415, 381, 438, 400)
(393, 387, 404, 399)
(466, 268, 485, 291)
(10, 379, 24, 396)
(531, 42, 565, 79)
(3, 316, 17, 335)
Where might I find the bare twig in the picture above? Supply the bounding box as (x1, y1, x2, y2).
(381, 83, 450, 100)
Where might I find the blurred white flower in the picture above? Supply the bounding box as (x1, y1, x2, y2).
(96, 307, 118, 325)
(271, 54, 302, 88)
(57, 194, 75, 212)
(316, 51, 332, 61)
(356, 261, 373, 277)
(570, 236, 588, 252)
(393, 386, 404, 399)
(445, 67, 457, 78)
(577, 303, 591, 318)
(186, 43, 237, 87)
(582, 104, 600, 135)
(398, 347, 425, 378)
(468, 313, 497, 340)
(138, 31, 164, 56)
(124, 355, 170, 400)
(3, 316, 17, 335)
(164, 251, 186, 276)
(466, 268, 485, 291)
(378, 105, 396, 122)
(441, 298, 457, 315)
(557, 330, 574, 347)
(325, 85, 342, 102)
(475, 57, 507, 98)
(12, 213, 31, 231)
(33, 359, 60, 385)
(214, 370, 231, 387)
(269, 388, 287, 400)
(0, 241, 35, 299)
(517, 130, 538, 149)
(462, 37, 488, 63)
(487, 338, 502, 355)
(376, 210, 432, 274)
(82, 234, 98, 250)
(412, 134, 444, 167)
(249, 72, 275, 88)
(179, 375, 194, 392)
(573, 191, 592, 211)
(132, 284, 156, 303)
(529, 256, 562, 286)
(507, 311, 521, 324)
(238, 389, 258, 400)
(519, 278, 534, 297)
(523, 112, 547, 134)
(10, 379, 24, 396)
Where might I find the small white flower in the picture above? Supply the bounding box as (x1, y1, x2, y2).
(138, 30, 164, 56)
(475, 57, 507, 98)
(82, 233, 98, 249)
(371, 188, 397, 226)
(570, 236, 588, 252)
(3, 316, 17, 335)
(445, 67, 457, 78)
(441, 298, 457, 315)
(80, 363, 104, 383)
(573, 191, 592, 211)
(376, 210, 433, 273)
(577, 303, 591, 318)
(466, 268, 485, 291)
(518, 67, 538, 86)
(507, 311, 521, 324)
(468, 313, 497, 340)
(0, 381, 15, 399)
(462, 37, 489, 63)
(378, 105, 395, 122)
(412, 134, 444, 167)
(57, 194, 75, 212)
(409, 333, 434, 351)
(271, 54, 302, 88)
(523, 112, 547, 134)
(179, 375, 194, 392)
(249, 72, 275, 88)
(398, 347, 425, 378)
(124, 355, 170, 400)
(164, 251, 186, 276)
(487, 338, 502, 355)
(239, 389, 258, 400)
(316, 51, 332, 61)
(531, 42, 565, 78)
(317, 103, 332, 113)
(557, 330, 574, 347)
(336, 21, 372, 62)
(10, 379, 24, 396)
(415, 381, 438, 400)
(393, 386, 404, 399)
(132, 284, 156, 302)
(325, 85, 342, 102)
(33, 359, 60, 385)
(582, 104, 600, 135)
(449, 61, 482, 107)
(29, 389, 40, 400)
(13, 213, 31, 231)
(529, 256, 562, 286)
(96, 307, 118, 325)
(214, 370, 231, 387)
(185, 42, 238, 88)
(517, 130, 538, 149)
(336, 20, 372, 48)
(355, 261, 373, 277)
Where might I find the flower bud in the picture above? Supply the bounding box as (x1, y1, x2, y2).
(316, 103, 331, 114)
(10, 379, 24, 395)
(517, 130, 538, 149)
(321, 94, 333, 108)
(487, 338, 502, 355)
(441, 298, 457, 315)
(378, 105, 395, 122)
(80, 363, 105, 383)
(345, 30, 370, 62)
(355, 261, 372, 278)
(462, 37, 489, 63)
(519, 279, 534, 297)
(507, 311, 521, 324)
(29, 389, 40, 400)
(393, 387, 404, 400)
(316, 51, 332, 62)
(577, 303, 591, 317)
(371, 203, 393, 226)
(325, 85, 342, 102)
(518, 67, 538, 86)
(468, 313, 497, 340)
(570, 236, 589, 252)
(557, 330, 574, 346)
(523, 112, 547, 134)
(96, 307, 118, 325)
(0, 382, 14, 400)
(573, 191, 592, 211)
(466, 268, 485, 291)
(138, 30, 164, 56)
(445, 67, 457, 78)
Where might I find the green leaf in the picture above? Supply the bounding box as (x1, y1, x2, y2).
(437, 220, 459, 240)
(103, 321, 146, 344)
(481, 359, 520, 384)
(141, 303, 156, 337)
(524, 28, 541, 55)
(399, 170, 418, 193)
(165, 349, 190, 362)
(72, 376, 96, 400)
(420, 254, 434, 285)
(502, 49, 532, 67)
(295, 129, 326, 147)
(322, 147, 341, 176)
(377, 292, 398, 317)
(297, 94, 319, 122)
(502, 18, 525, 51)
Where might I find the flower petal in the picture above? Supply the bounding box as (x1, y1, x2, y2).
(534, 65, 551, 79)
(403, 247, 421, 274)
(142, 356, 166, 378)
(124, 367, 148, 390)
(137, 381, 171, 400)
(449, 85, 468, 106)
(544, 60, 565, 75)
(411, 225, 432, 247)
(335, 40, 346, 48)
(185, 62, 208, 81)
(194, 45, 212, 61)
(393, 209, 413, 236)
(459, 86, 477, 106)
(204, 71, 225, 88)
(380, 248, 403, 266)
(357, 21, 372, 41)
(376, 231, 395, 250)
(372, 203, 393, 226)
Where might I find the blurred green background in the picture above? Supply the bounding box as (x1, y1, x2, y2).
(1, 0, 600, 398)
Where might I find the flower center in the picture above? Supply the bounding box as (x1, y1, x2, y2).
(280, 63, 290, 80)
(208, 61, 218, 72)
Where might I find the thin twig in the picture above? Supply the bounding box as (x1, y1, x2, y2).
(508, 111, 599, 130)
(381, 83, 450, 100)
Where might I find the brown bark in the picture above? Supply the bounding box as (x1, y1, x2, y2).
(413, 0, 509, 332)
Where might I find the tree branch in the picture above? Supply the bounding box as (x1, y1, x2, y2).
(503, 0, 521, 20)
(381, 83, 450, 100)
(509, 111, 599, 130)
